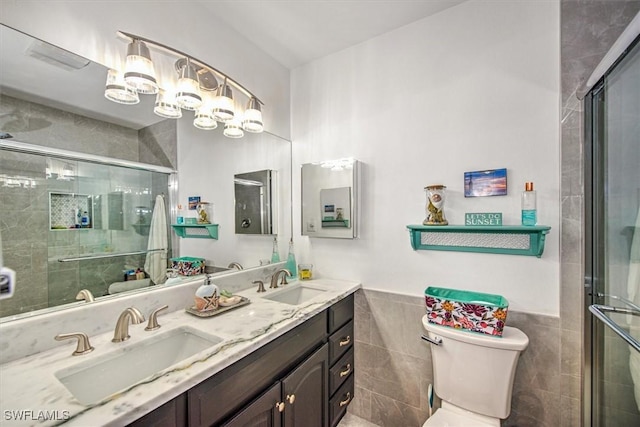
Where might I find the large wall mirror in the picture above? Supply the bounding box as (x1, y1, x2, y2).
(301, 158, 360, 239)
(0, 24, 292, 321)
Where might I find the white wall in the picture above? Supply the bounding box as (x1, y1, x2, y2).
(0, 0, 290, 139)
(291, 0, 561, 315)
(176, 121, 291, 270)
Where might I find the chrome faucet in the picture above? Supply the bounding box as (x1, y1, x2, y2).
(228, 262, 243, 270)
(270, 268, 292, 289)
(112, 307, 145, 342)
(75, 289, 94, 302)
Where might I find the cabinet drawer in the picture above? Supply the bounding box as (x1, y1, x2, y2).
(328, 320, 353, 365)
(328, 294, 354, 334)
(329, 347, 354, 397)
(329, 374, 354, 427)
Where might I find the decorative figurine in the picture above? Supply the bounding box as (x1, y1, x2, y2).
(196, 202, 211, 224)
(424, 185, 448, 226)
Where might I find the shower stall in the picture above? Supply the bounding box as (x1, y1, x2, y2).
(0, 141, 175, 318)
(584, 33, 640, 426)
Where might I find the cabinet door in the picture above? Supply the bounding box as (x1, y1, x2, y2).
(127, 394, 186, 427)
(282, 343, 329, 427)
(223, 382, 283, 427)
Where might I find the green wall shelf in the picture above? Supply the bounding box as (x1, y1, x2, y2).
(406, 224, 551, 257)
(172, 224, 219, 239)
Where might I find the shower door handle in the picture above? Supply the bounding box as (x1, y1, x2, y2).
(589, 304, 640, 353)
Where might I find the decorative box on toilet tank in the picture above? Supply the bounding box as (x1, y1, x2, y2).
(424, 286, 509, 337)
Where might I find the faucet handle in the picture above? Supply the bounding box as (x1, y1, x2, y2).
(253, 280, 266, 293)
(145, 305, 169, 331)
(75, 289, 94, 302)
(55, 332, 94, 356)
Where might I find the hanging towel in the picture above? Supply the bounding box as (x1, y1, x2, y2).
(144, 195, 168, 285)
(627, 204, 640, 411)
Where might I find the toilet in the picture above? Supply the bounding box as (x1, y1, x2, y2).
(421, 314, 529, 427)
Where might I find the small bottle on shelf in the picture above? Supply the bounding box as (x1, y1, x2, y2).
(521, 182, 537, 226)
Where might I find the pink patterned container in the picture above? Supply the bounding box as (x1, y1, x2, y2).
(424, 286, 509, 337)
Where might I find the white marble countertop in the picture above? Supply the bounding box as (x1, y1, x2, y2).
(0, 278, 360, 426)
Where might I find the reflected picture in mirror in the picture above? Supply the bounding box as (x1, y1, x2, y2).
(301, 159, 360, 239)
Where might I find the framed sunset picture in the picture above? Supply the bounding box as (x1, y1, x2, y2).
(464, 168, 507, 197)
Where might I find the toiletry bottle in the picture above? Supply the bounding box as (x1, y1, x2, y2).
(81, 211, 90, 227)
(270, 237, 281, 263)
(285, 238, 298, 281)
(177, 204, 184, 224)
(521, 182, 537, 226)
(75, 208, 82, 228)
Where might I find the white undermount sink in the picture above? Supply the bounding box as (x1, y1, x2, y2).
(262, 282, 327, 305)
(55, 326, 222, 405)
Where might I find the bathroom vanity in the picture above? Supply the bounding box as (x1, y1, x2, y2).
(0, 277, 359, 427)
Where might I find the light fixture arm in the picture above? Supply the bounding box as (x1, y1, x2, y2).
(117, 30, 264, 106)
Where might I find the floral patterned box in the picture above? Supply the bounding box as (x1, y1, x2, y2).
(170, 257, 205, 276)
(424, 286, 509, 337)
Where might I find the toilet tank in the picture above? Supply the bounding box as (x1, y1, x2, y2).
(422, 315, 529, 419)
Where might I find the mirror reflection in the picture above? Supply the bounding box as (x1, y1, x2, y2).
(0, 24, 292, 321)
(234, 169, 277, 235)
(301, 158, 360, 239)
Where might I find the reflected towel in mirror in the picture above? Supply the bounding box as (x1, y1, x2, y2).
(144, 195, 168, 285)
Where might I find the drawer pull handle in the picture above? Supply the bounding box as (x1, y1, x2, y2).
(339, 392, 351, 407)
(287, 394, 296, 404)
(276, 402, 285, 412)
(339, 336, 351, 347)
(339, 363, 352, 378)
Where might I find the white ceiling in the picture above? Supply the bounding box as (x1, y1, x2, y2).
(198, 0, 466, 69)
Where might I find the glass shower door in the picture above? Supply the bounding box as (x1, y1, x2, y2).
(586, 37, 640, 427)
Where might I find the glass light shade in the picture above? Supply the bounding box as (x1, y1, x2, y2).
(224, 117, 244, 138)
(242, 98, 264, 133)
(176, 59, 202, 110)
(104, 69, 139, 104)
(212, 84, 235, 122)
(154, 89, 182, 119)
(194, 107, 218, 130)
(124, 40, 158, 94)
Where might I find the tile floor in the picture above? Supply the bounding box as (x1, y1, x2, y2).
(337, 413, 381, 427)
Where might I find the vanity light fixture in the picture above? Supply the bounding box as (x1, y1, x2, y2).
(105, 31, 265, 138)
(154, 89, 182, 119)
(123, 40, 158, 94)
(175, 58, 202, 111)
(243, 97, 264, 133)
(212, 80, 235, 122)
(104, 69, 139, 105)
(223, 116, 244, 139)
(193, 90, 218, 130)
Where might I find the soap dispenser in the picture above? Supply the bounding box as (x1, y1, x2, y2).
(285, 238, 298, 281)
(194, 274, 219, 312)
(270, 237, 281, 263)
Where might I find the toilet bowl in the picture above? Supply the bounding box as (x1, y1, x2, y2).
(421, 315, 529, 426)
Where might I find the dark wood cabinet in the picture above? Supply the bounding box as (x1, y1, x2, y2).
(282, 344, 328, 427)
(225, 344, 329, 427)
(224, 383, 283, 427)
(127, 294, 354, 427)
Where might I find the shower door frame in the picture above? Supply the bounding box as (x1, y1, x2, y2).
(583, 35, 640, 427)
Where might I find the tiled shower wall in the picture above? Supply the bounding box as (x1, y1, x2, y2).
(560, 1, 640, 426)
(0, 95, 176, 317)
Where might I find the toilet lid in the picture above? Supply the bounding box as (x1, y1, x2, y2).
(422, 407, 498, 427)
